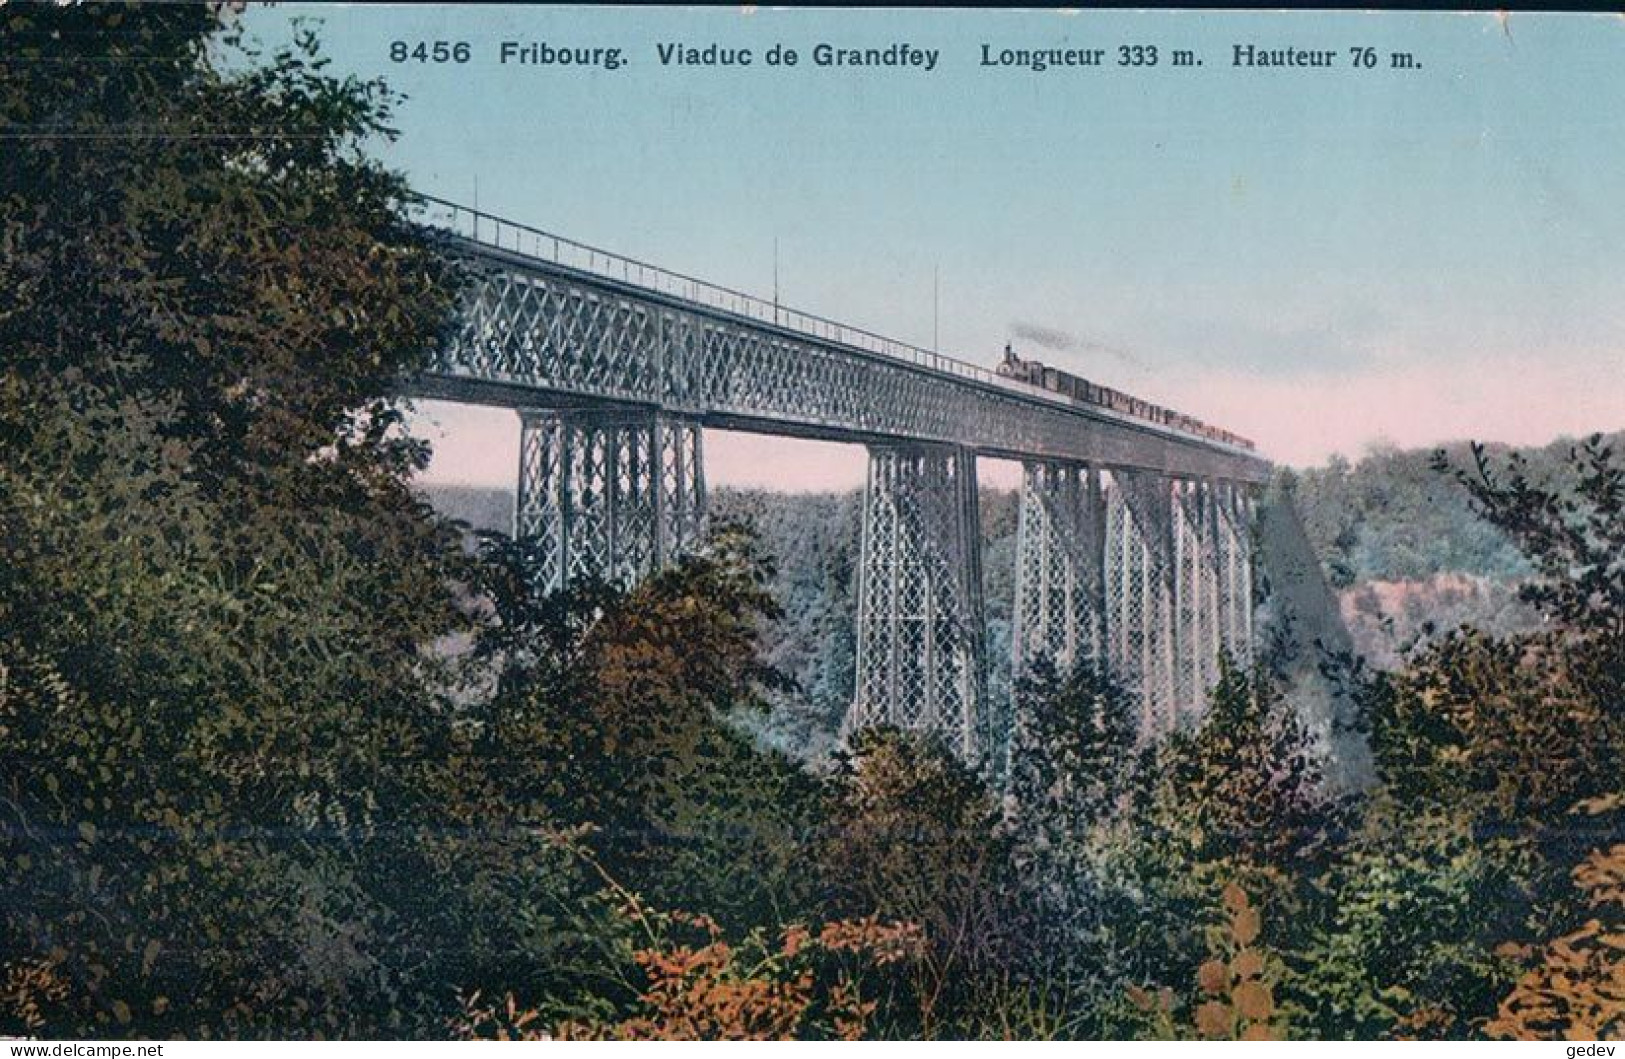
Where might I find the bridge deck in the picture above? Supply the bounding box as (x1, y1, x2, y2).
(411, 197, 1270, 484)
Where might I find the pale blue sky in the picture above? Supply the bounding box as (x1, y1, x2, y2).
(245, 6, 1625, 487)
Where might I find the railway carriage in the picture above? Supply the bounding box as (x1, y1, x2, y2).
(996, 344, 1254, 452)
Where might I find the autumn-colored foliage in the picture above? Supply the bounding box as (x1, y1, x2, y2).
(1485, 841, 1625, 1040)
(1192, 883, 1287, 1041)
(818, 726, 1026, 1035)
(1358, 630, 1618, 826)
(1, 959, 71, 1036)
(1128, 882, 1288, 1040)
(453, 875, 922, 1042)
(569, 914, 919, 1041)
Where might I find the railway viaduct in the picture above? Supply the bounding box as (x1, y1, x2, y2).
(406, 197, 1271, 764)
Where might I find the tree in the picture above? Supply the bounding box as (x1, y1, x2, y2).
(457, 522, 822, 932)
(1287, 439, 1625, 1039)
(819, 726, 1023, 1036)
(1053, 663, 1339, 1033)
(453, 853, 923, 1043)
(1001, 655, 1140, 1012)
(1288, 796, 1525, 1039)
(1341, 440, 1625, 869)
(1148, 660, 1337, 870)
(1353, 630, 1614, 830)
(0, 4, 469, 1035)
(1438, 435, 1625, 646)
(1126, 882, 1289, 1041)
(1007, 655, 1138, 838)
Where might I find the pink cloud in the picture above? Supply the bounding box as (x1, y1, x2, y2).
(1152, 351, 1625, 467)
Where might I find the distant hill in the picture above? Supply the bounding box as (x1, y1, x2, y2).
(1290, 431, 1625, 585)
(1287, 430, 1624, 664)
(417, 482, 512, 534)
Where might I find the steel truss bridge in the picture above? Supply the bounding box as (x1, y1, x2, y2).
(409, 197, 1271, 765)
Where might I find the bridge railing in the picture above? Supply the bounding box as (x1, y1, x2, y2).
(411, 194, 1259, 459)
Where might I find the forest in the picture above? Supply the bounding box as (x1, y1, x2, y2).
(2, 5, 1622, 1040)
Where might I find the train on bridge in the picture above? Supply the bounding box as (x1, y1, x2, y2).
(995, 344, 1256, 452)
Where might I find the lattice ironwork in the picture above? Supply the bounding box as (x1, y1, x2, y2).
(1103, 470, 1179, 736)
(1212, 484, 1256, 671)
(1012, 462, 1106, 679)
(431, 246, 1269, 485)
(1172, 479, 1225, 719)
(515, 407, 705, 593)
(428, 236, 1271, 766)
(848, 445, 986, 763)
(1237, 492, 1256, 667)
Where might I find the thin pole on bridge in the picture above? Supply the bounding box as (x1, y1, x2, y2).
(933, 265, 940, 354)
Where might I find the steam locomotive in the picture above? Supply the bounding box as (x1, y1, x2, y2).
(995, 344, 1255, 452)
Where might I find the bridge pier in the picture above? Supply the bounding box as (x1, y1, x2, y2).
(515, 407, 705, 592)
(1103, 469, 1180, 736)
(1172, 478, 1227, 717)
(1012, 462, 1106, 677)
(1215, 481, 1256, 670)
(849, 444, 986, 763)
(1013, 469, 1258, 739)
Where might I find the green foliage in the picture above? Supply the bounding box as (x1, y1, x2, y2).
(462, 521, 822, 934)
(1289, 434, 1625, 662)
(1439, 435, 1625, 642)
(1352, 629, 1619, 829)
(1125, 882, 1288, 1040)
(455, 850, 924, 1043)
(1, 2, 473, 1036)
(1289, 801, 1525, 1038)
(819, 726, 1026, 1035)
(1288, 438, 1625, 1039)
(0, 5, 822, 1037)
(1290, 441, 1553, 586)
(1001, 657, 1144, 1013)
(1008, 656, 1137, 836)
(709, 486, 1025, 769)
(1043, 665, 1338, 1034)
(706, 489, 863, 764)
(1143, 660, 1339, 871)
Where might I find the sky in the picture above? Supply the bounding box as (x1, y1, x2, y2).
(245, 5, 1625, 490)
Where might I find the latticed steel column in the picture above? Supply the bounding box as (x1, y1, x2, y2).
(848, 445, 986, 763)
(1200, 481, 1226, 685)
(1238, 490, 1256, 666)
(655, 415, 706, 558)
(1172, 479, 1226, 718)
(1013, 462, 1106, 677)
(1103, 469, 1179, 737)
(1213, 483, 1256, 670)
(515, 407, 705, 593)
